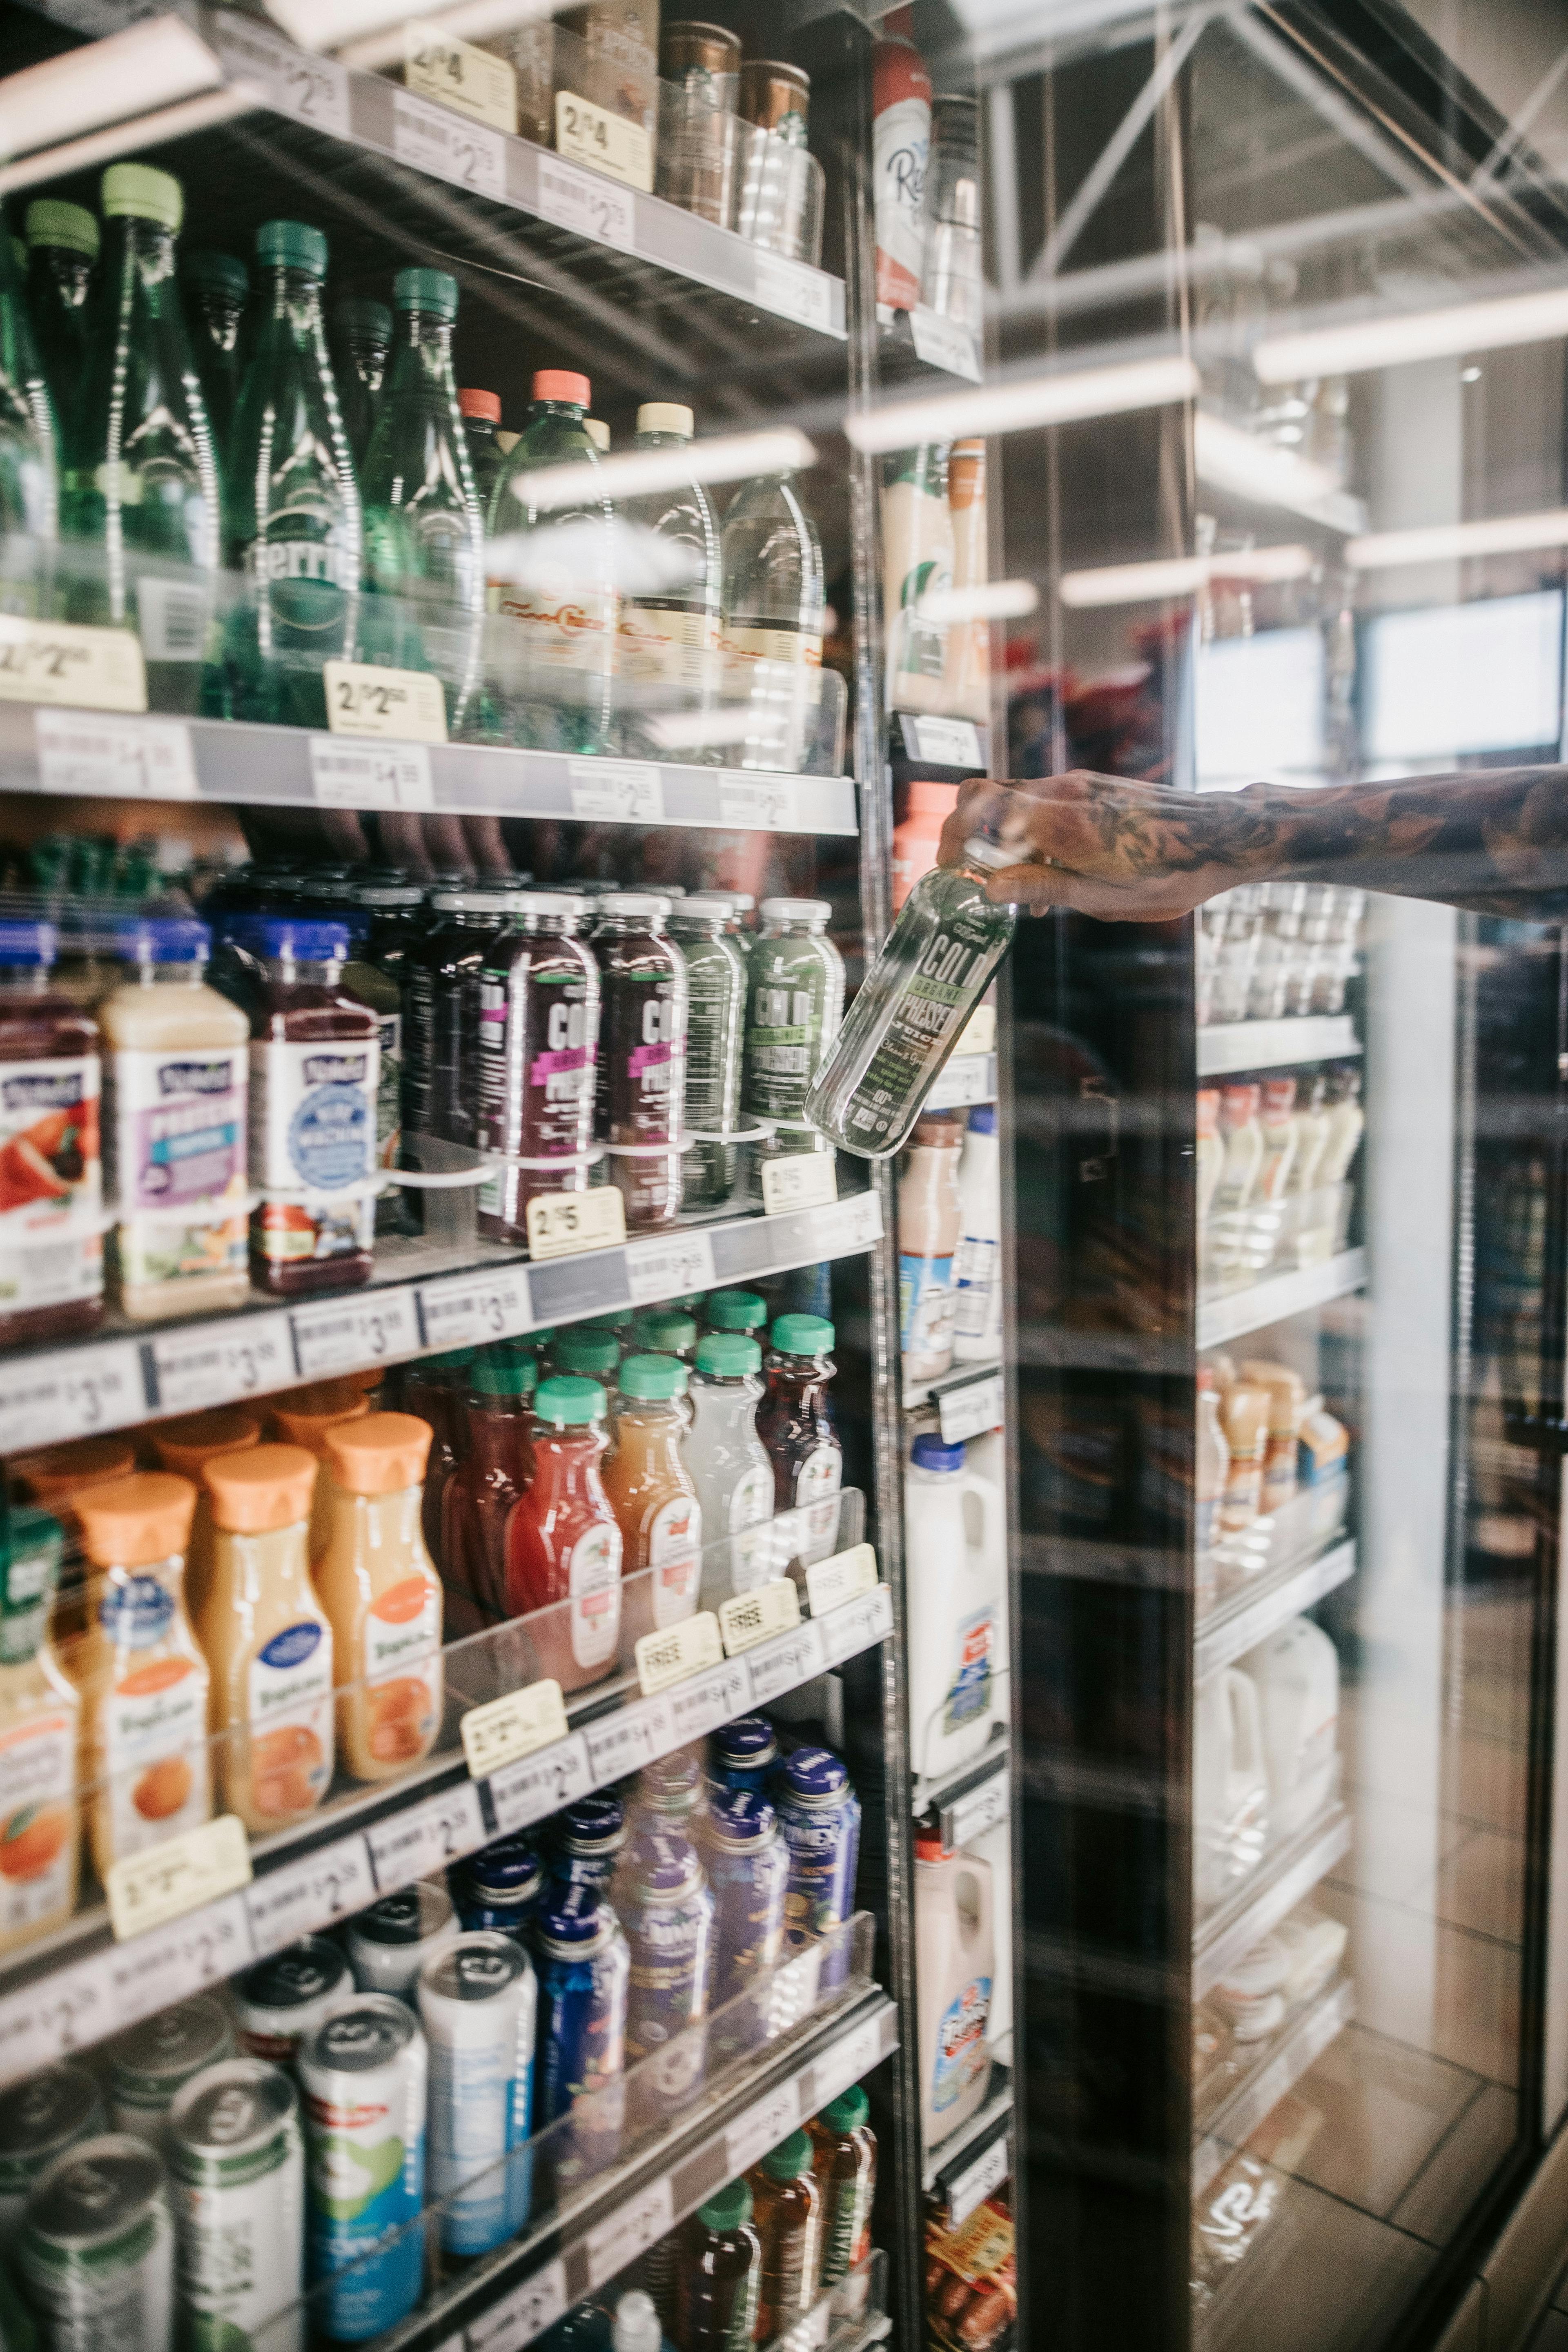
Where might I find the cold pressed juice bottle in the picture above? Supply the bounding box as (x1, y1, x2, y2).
(677, 2180, 761, 2352)
(592, 895, 688, 1232)
(669, 897, 746, 1209)
(743, 900, 843, 1187)
(441, 1346, 536, 1635)
(604, 1355, 702, 1646)
(314, 1413, 442, 1782)
(0, 1508, 80, 1953)
(151, 1409, 263, 1622)
(272, 1379, 369, 1566)
(685, 1334, 774, 1597)
(476, 893, 600, 1245)
(504, 1378, 622, 1692)
(756, 1316, 842, 1577)
(0, 918, 104, 1349)
(405, 890, 523, 1154)
(246, 919, 380, 1297)
(400, 1347, 475, 1566)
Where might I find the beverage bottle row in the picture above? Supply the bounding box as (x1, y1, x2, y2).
(0, 1726, 867, 2348)
(1196, 1065, 1363, 1287)
(1197, 883, 1366, 1028)
(881, 437, 990, 721)
(870, 14, 982, 333)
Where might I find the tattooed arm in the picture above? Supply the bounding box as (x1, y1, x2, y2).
(936, 766, 1568, 922)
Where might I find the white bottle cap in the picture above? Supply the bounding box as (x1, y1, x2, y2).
(637, 403, 693, 437)
(612, 2291, 664, 2352)
(586, 418, 610, 452)
(760, 897, 832, 924)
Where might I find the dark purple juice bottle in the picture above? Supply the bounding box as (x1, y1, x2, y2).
(403, 889, 524, 1153)
(477, 892, 599, 1245)
(591, 894, 687, 1231)
(755, 1313, 844, 1577)
(246, 918, 379, 1298)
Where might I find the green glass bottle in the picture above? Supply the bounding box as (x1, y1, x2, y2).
(62, 163, 218, 712)
(0, 200, 58, 612)
(24, 200, 96, 419)
(329, 295, 391, 471)
(487, 367, 617, 753)
(180, 247, 248, 468)
(361, 267, 484, 736)
(220, 217, 360, 730)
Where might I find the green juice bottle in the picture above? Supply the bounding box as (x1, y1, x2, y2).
(24, 200, 96, 420)
(804, 834, 1016, 1158)
(670, 895, 746, 1207)
(743, 897, 843, 1174)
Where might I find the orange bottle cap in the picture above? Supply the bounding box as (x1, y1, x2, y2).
(204, 1443, 318, 1535)
(323, 1411, 432, 1497)
(13, 1436, 138, 1503)
(906, 780, 960, 816)
(273, 1382, 370, 1455)
(153, 1409, 263, 1478)
(75, 1472, 197, 1569)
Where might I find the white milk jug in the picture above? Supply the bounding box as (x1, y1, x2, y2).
(1194, 1666, 1270, 1911)
(905, 1431, 1008, 1784)
(1239, 1615, 1339, 1838)
(915, 1831, 995, 2152)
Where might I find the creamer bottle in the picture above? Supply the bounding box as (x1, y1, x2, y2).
(272, 1379, 370, 1566)
(898, 1112, 962, 1382)
(151, 1409, 262, 1625)
(198, 1443, 334, 1834)
(1219, 1383, 1270, 1535)
(685, 1333, 775, 1597)
(74, 1473, 211, 1880)
(504, 1378, 623, 1693)
(1212, 1084, 1263, 1214)
(0, 1508, 80, 1953)
(604, 1353, 702, 1646)
(314, 1414, 442, 1782)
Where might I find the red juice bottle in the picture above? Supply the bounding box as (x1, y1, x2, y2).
(756, 1313, 843, 1580)
(441, 1343, 537, 1635)
(0, 918, 104, 1348)
(246, 918, 379, 1298)
(504, 1375, 623, 1692)
(477, 891, 600, 1246)
(591, 894, 687, 1232)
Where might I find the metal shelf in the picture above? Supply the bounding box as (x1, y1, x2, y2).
(922, 2060, 1014, 2205)
(1192, 1976, 1354, 2197)
(0, 1187, 882, 1453)
(1197, 1248, 1366, 1351)
(1195, 1538, 1357, 1681)
(1193, 1803, 1352, 2000)
(1197, 1016, 1361, 1079)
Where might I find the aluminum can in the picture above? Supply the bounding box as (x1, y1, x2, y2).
(299, 1994, 427, 2343)
(19, 2133, 174, 2352)
(234, 1936, 350, 2067)
(417, 1930, 537, 2254)
(532, 1884, 629, 2125)
(700, 1785, 788, 2006)
(344, 1878, 458, 2003)
(547, 1790, 626, 1893)
(107, 1994, 234, 2143)
(0, 2062, 102, 2239)
(167, 2057, 304, 2352)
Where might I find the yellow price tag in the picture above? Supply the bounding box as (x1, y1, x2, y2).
(956, 1003, 996, 1056)
(761, 1151, 837, 1216)
(635, 1610, 723, 1696)
(106, 1815, 252, 1944)
(461, 1680, 568, 1780)
(554, 90, 654, 190)
(805, 1541, 879, 1617)
(526, 1185, 626, 1261)
(0, 617, 147, 712)
(405, 21, 518, 130)
(719, 1578, 802, 1657)
(324, 661, 448, 744)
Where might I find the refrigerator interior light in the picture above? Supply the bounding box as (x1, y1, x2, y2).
(845, 354, 1200, 456)
(496, 428, 817, 517)
(1254, 282, 1568, 384)
(1060, 545, 1312, 607)
(1347, 508, 1568, 570)
(0, 14, 223, 161)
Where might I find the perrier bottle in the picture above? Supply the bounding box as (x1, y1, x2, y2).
(0, 197, 58, 614)
(220, 218, 359, 730)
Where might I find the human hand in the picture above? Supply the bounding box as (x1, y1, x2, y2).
(934, 771, 1250, 922)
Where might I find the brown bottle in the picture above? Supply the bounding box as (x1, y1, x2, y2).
(749, 2128, 823, 2337)
(809, 2085, 877, 2301)
(591, 894, 687, 1232)
(677, 2180, 761, 2352)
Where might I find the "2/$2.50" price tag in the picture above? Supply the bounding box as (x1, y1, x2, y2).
(324, 661, 448, 744)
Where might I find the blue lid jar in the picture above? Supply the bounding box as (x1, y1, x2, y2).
(779, 1746, 851, 1807)
(702, 1787, 777, 1848)
(535, 1886, 617, 1958)
(114, 916, 210, 965)
(911, 1433, 966, 1474)
(252, 918, 350, 963)
(624, 1828, 704, 1897)
(0, 920, 56, 968)
(712, 1715, 777, 1773)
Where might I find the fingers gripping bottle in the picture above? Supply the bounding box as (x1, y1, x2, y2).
(505, 1379, 623, 1693)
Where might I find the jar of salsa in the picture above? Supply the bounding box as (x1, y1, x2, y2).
(0, 918, 104, 1348)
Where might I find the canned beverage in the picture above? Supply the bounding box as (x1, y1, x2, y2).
(450, 1833, 545, 1939)
(657, 22, 742, 226)
(533, 1884, 629, 2126)
(0, 2063, 103, 2238)
(167, 2058, 304, 2352)
(708, 1713, 778, 1793)
(20, 2133, 174, 2352)
(547, 1791, 627, 1893)
(776, 1746, 861, 1985)
(108, 1995, 234, 2143)
(417, 1931, 537, 2256)
(739, 58, 809, 134)
(234, 1937, 350, 2067)
(629, 1747, 706, 1831)
(299, 1995, 427, 2343)
(700, 1786, 789, 2007)
(344, 1879, 458, 2003)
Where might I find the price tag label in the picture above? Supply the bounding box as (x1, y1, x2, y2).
(811, 2012, 886, 2108)
(568, 759, 664, 823)
(392, 88, 507, 196)
(292, 1287, 422, 1380)
(105, 1817, 252, 1944)
(909, 307, 982, 381)
(461, 1680, 568, 1780)
(937, 1371, 1004, 1444)
(719, 1578, 800, 1658)
(761, 1152, 837, 1217)
(419, 1266, 533, 1351)
(908, 712, 984, 769)
(725, 2077, 802, 2179)
(554, 91, 653, 191)
(947, 2132, 1009, 2227)
(805, 1543, 878, 1618)
(746, 1616, 828, 1705)
(36, 709, 196, 798)
(947, 1767, 1008, 1849)
(957, 1004, 996, 1056)
(108, 1890, 254, 2024)
(151, 1313, 293, 1416)
(0, 616, 147, 711)
(0, 1953, 116, 2089)
(470, 2261, 569, 2352)
(666, 1656, 752, 1745)
(214, 17, 351, 138)
(718, 773, 797, 831)
(635, 1610, 723, 1696)
(927, 1055, 991, 1111)
(245, 1835, 376, 1958)
(586, 2176, 674, 2291)
(584, 1697, 674, 1784)
(324, 662, 448, 746)
(626, 1229, 715, 1307)
(488, 1730, 593, 1834)
(0, 1339, 145, 1452)
(367, 1781, 487, 1891)
(405, 21, 517, 129)
(310, 736, 436, 811)
(526, 1186, 626, 1261)
(754, 252, 835, 333)
(535, 153, 637, 253)
(820, 1190, 882, 1254)
(817, 1591, 884, 1669)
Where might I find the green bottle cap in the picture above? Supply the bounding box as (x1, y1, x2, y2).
(394, 265, 459, 319)
(583, 1311, 632, 1334)
(535, 1376, 607, 1426)
(617, 1352, 687, 1402)
(705, 1289, 766, 1334)
(530, 1328, 556, 1347)
(817, 2085, 869, 2133)
(182, 247, 247, 300)
(426, 1346, 478, 1371)
(698, 2180, 753, 2232)
(256, 218, 327, 278)
(26, 200, 98, 258)
(761, 2128, 813, 2181)
(771, 1314, 834, 1356)
(469, 1350, 537, 1399)
(334, 294, 392, 338)
(554, 1328, 621, 1378)
(102, 163, 183, 232)
(0, 1508, 62, 1668)
(632, 1308, 696, 1354)
(694, 1333, 761, 1378)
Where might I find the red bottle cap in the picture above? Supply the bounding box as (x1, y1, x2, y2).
(459, 388, 501, 421)
(532, 370, 590, 407)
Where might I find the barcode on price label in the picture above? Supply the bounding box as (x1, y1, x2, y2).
(666, 1657, 752, 1744)
(0, 1954, 115, 2090)
(292, 1288, 422, 1379)
(719, 1579, 800, 1657)
(718, 773, 796, 831)
(536, 153, 637, 252)
(419, 1266, 532, 1350)
(0, 1340, 144, 1452)
(725, 2078, 802, 2178)
(745, 1617, 828, 1705)
(36, 709, 195, 796)
(367, 1782, 486, 1891)
(761, 1152, 837, 1217)
(625, 1229, 715, 1307)
(947, 2132, 1009, 2226)
(635, 1610, 723, 1696)
(488, 1731, 593, 1834)
(568, 760, 664, 823)
(469, 2260, 568, 2352)
(584, 1697, 674, 1782)
(947, 1768, 1008, 1849)
(151, 1314, 293, 1415)
(392, 89, 507, 196)
(213, 17, 351, 138)
(245, 1835, 376, 1957)
(108, 1890, 254, 2024)
(754, 252, 835, 332)
(819, 1587, 891, 1668)
(586, 2176, 674, 2290)
(310, 736, 436, 811)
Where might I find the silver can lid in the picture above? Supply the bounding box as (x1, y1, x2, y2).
(168, 2060, 297, 2163)
(24, 2135, 166, 2254)
(302, 1995, 421, 2076)
(422, 1931, 531, 2005)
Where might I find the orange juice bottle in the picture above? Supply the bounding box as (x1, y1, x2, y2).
(74, 1472, 211, 1880)
(272, 1379, 370, 1565)
(11, 1436, 140, 1683)
(151, 1408, 263, 1622)
(198, 1444, 334, 1834)
(314, 1414, 442, 1782)
(606, 1353, 703, 1647)
(0, 1507, 80, 1953)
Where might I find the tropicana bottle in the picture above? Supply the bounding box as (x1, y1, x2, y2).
(151, 1409, 263, 1625)
(314, 1412, 442, 1782)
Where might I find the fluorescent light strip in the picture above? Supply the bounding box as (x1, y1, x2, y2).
(845, 354, 1199, 456)
(0, 17, 223, 160)
(1059, 545, 1312, 608)
(1194, 412, 1348, 525)
(918, 579, 1040, 623)
(0, 89, 252, 198)
(1254, 283, 1568, 384)
(1348, 509, 1568, 570)
(497, 427, 815, 518)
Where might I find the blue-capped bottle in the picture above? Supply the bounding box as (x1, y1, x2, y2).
(708, 1715, 778, 1795)
(775, 1746, 860, 1988)
(548, 1791, 628, 1895)
(619, 1829, 715, 2108)
(531, 1885, 629, 2189)
(450, 1833, 546, 1940)
(628, 1748, 707, 1835)
(700, 1786, 788, 2011)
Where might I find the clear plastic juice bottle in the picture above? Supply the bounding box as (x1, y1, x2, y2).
(743, 899, 842, 1183)
(604, 1355, 702, 1646)
(314, 1413, 442, 1782)
(441, 1345, 536, 1636)
(756, 1315, 842, 1577)
(504, 1378, 622, 1693)
(592, 895, 688, 1232)
(685, 1333, 775, 1597)
(669, 898, 746, 1210)
(0, 1507, 80, 1955)
(150, 1409, 263, 1624)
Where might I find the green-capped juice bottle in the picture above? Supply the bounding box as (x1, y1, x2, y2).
(743, 897, 842, 1180)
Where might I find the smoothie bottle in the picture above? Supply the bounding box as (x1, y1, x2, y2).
(198, 1443, 334, 1833)
(74, 1473, 211, 1881)
(743, 900, 843, 1182)
(477, 893, 600, 1245)
(0, 918, 104, 1349)
(898, 1111, 963, 1381)
(100, 917, 250, 1321)
(669, 897, 746, 1210)
(592, 895, 688, 1231)
(246, 919, 380, 1297)
(504, 1378, 622, 1692)
(0, 1508, 80, 1954)
(151, 1409, 263, 1622)
(442, 1345, 536, 1635)
(686, 1334, 775, 1597)
(314, 1413, 443, 1781)
(604, 1355, 702, 1646)
(272, 1379, 370, 1566)
(757, 1315, 843, 1576)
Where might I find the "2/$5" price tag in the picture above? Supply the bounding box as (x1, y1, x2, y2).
(106, 1815, 252, 1943)
(461, 1680, 569, 1780)
(526, 1185, 626, 1261)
